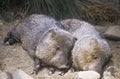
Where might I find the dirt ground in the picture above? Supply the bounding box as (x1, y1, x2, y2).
(0, 22, 120, 79)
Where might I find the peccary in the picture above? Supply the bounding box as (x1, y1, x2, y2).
(61, 19, 111, 74)
(36, 28, 76, 75)
(3, 14, 76, 75)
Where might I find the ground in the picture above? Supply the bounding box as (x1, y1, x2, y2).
(0, 22, 120, 79)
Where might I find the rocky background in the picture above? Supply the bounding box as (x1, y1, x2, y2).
(0, 0, 120, 79)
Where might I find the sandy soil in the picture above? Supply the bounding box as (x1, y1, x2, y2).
(0, 22, 120, 79)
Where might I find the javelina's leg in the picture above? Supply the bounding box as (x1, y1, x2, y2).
(30, 52, 42, 74)
(28, 49, 43, 74)
(34, 57, 43, 74)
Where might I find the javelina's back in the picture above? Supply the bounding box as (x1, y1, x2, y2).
(7, 14, 65, 53)
(61, 19, 100, 39)
(20, 15, 65, 51)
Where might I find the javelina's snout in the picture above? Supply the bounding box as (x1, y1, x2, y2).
(3, 33, 20, 45)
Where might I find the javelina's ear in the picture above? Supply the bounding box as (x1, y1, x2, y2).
(48, 29, 54, 33)
(74, 37, 77, 41)
(48, 29, 56, 37)
(90, 38, 99, 50)
(90, 38, 98, 45)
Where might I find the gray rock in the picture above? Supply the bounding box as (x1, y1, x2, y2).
(77, 71, 100, 79)
(104, 26, 120, 41)
(102, 66, 119, 79)
(95, 26, 108, 37)
(0, 70, 10, 79)
(12, 69, 33, 79)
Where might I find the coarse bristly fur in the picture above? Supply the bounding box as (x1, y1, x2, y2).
(3, 14, 76, 75)
(61, 19, 112, 74)
(4, 14, 65, 57)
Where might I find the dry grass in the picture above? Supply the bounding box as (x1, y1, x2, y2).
(0, 0, 120, 25)
(80, 3, 120, 25)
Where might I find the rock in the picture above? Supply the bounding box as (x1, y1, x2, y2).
(0, 70, 9, 79)
(104, 26, 120, 41)
(102, 66, 120, 79)
(12, 69, 34, 79)
(95, 26, 108, 37)
(77, 71, 100, 79)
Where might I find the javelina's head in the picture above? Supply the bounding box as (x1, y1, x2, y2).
(72, 38, 111, 74)
(36, 28, 76, 68)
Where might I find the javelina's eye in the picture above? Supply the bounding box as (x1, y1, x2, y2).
(92, 55, 98, 59)
(56, 46, 60, 50)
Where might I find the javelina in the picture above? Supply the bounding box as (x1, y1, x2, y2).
(36, 28, 76, 75)
(61, 19, 111, 74)
(3, 14, 76, 75)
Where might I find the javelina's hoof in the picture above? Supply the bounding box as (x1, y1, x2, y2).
(34, 64, 41, 74)
(48, 71, 53, 75)
(58, 71, 65, 76)
(58, 66, 70, 76)
(48, 68, 55, 75)
(70, 68, 75, 72)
